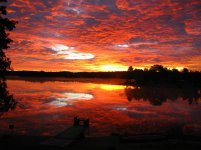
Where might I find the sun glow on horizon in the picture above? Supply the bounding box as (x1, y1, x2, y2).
(167, 66, 185, 71)
(100, 64, 128, 71)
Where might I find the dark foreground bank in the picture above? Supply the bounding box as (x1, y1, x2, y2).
(1, 134, 201, 150)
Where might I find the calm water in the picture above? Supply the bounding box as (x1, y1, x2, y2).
(0, 79, 201, 137)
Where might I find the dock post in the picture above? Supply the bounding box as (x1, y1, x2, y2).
(73, 116, 79, 126)
(84, 119, 90, 127)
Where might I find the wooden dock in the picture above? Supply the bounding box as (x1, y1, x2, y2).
(41, 116, 89, 147)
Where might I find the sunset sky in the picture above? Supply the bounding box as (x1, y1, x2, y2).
(4, 0, 201, 71)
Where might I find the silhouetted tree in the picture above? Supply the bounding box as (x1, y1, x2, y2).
(128, 66, 133, 72)
(149, 64, 168, 72)
(0, 0, 17, 74)
(0, 0, 17, 116)
(126, 66, 134, 84)
(182, 68, 189, 73)
(172, 68, 179, 73)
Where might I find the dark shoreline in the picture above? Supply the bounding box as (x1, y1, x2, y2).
(6, 70, 201, 88)
(6, 71, 129, 79)
(6, 76, 126, 85)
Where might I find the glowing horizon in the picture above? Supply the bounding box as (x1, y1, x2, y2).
(4, 0, 201, 71)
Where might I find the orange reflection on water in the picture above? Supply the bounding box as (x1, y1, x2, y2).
(0, 79, 200, 137)
(100, 84, 125, 91)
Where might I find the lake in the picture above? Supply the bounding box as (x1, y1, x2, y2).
(0, 78, 201, 137)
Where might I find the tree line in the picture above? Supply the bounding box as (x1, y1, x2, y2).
(126, 65, 201, 87)
(6, 64, 201, 88)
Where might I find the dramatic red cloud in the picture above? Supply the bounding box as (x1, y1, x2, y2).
(3, 0, 201, 71)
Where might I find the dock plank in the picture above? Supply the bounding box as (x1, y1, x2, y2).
(56, 126, 86, 139)
(41, 126, 87, 147)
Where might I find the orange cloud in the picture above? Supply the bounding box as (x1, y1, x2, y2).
(4, 0, 201, 71)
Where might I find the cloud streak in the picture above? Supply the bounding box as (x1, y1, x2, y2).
(51, 44, 95, 60)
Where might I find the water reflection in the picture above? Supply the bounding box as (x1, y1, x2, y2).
(0, 79, 201, 137)
(100, 84, 125, 91)
(125, 86, 201, 105)
(48, 92, 94, 107)
(113, 107, 127, 111)
(0, 81, 17, 118)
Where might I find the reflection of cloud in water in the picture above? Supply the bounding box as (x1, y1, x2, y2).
(63, 93, 94, 100)
(113, 107, 127, 111)
(49, 92, 94, 107)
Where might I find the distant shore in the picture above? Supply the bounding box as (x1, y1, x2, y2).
(6, 76, 126, 85)
(6, 71, 129, 79)
(5, 70, 201, 87)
